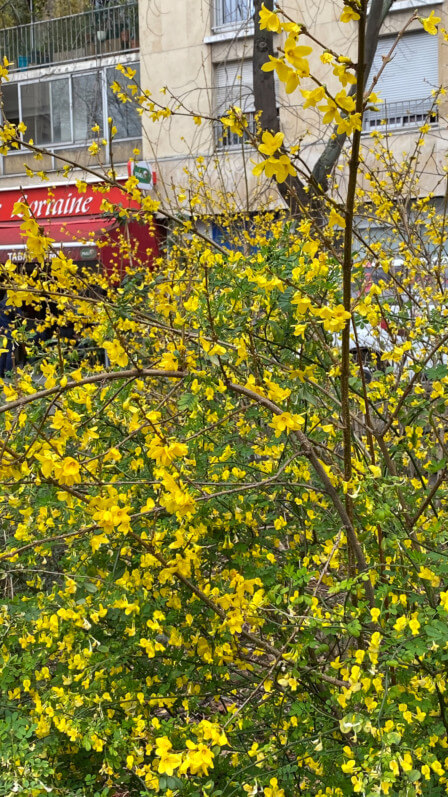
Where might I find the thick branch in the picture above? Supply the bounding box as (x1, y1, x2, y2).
(0, 368, 187, 415)
(252, 0, 311, 215)
(312, 0, 394, 192)
(228, 381, 375, 606)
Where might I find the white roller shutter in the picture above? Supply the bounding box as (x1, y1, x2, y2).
(214, 60, 254, 116)
(369, 31, 438, 103)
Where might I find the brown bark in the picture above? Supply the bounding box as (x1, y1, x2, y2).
(252, 0, 395, 218)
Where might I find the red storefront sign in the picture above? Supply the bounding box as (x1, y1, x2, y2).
(0, 182, 160, 278)
(0, 183, 138, 222)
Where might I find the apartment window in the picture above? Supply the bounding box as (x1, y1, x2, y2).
(1, 84, 19, 127)
(2, 64, 141, 148)
(214, 0, 254, 29)
(21, 82, 52, 145)
(72, 73, 103, 143)
(364, 31, 439, 131)
(214, 60, 255, 148)
(106, 67, 141, 139)
(51, 79, 72, 143)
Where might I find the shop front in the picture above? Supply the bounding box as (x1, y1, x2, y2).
(0, 181, 160, 280)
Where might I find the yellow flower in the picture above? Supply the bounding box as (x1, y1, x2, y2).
(104, 339, 129, 368)
(321, 51, 333, 64)
(53, 457, 81, 486)
(401, 752, 413, 772)
(160, 486, 196, 516)
(431, 380, 444, 399)
(221, 107, 248, 136)
(269, 412, 304, 437)
(317, 304, 351, 333)
(302, 86, 326, 108)
(159, 754, 182, 775)
(418, 566, 440, 587)
(335, 89, 356, 113)
(340, 4, 360, 23)
(422, 764, 431, 780)
(259, 4, 282, 32)
(432, 760, 445, 776)
(264, 778, 285, 797)
(318, 96, 339, 125)
(420, 11, 440, 34)
(90, 533, 109, 552)
(409, 614, 420, 635)
(253, 153, 297, 184)
(147, 436, 188, 467)
(93, 504, 131, 533)
(258, 130, 284, 156)
(393, 615, 407, 633)
(20, 218, 54, 264)
(284, 38, 312, 73)
(328, 208, 346, 228)
(90, 733, 104, 751)
(157, 747, 183, 776)
(179, 741, 215, 776)
(262, 57, 300, 94)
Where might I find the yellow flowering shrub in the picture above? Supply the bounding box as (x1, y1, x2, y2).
(1, 2, 448, 796)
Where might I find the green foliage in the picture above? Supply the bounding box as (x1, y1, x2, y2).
(0, 197, 448, 797)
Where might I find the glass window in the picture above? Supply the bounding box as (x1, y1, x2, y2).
(21, 82, 51, 144)
(215, 0, 253, 28)
(215, 60, 254, 116)
(1, 84, 19, 126)
(51, 78, 71, 143)
(106, 65, 141, 139)
(3, 64, 140, 153)
(72, 72, 103, 143)
(214, 60, 255, 148)
(364, 32, 438, 131)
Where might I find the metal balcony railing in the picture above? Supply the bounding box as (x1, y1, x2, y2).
(0, 1, 139, 72)
(363, 97, 438, 131)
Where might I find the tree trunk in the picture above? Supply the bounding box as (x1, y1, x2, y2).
(252, 0, 395, 218)
(252, 0, 279, 133)
(252, 0, 310, 215)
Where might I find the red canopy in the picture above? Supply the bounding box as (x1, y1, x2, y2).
(0, 183, 161, 277)
(0, 216, 118, 263)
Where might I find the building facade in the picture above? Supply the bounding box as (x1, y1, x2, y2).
(0, 0, 447, 250)
(137, 0, 448, 217)
(0, 0, 156, 274)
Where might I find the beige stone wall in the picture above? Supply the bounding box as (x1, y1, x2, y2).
(138, 0, 448, 210)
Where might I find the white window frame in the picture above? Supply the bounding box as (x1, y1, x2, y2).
(390, 0, 442, 10)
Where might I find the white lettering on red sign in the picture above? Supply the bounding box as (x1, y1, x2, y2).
(12, 194, 94, 219)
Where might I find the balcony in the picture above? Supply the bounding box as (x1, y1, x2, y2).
(0, 1, 139, 72)
(363, 97, 438, 132)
